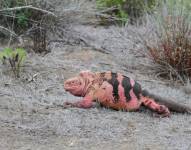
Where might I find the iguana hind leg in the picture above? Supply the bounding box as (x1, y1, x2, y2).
(141, 96, 170, 117)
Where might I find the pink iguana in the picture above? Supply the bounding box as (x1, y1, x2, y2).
(64, 71, 191, 117)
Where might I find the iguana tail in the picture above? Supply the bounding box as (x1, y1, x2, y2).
(142, 89, 191, 114)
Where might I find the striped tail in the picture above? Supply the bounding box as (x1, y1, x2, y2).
(142, 89, 191, 114)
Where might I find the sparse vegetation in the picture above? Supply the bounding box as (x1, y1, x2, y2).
(0, 47, 26, 78)
(144, 0, 191, 83)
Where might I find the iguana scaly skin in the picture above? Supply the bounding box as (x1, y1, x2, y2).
(64, 71, 191, 117)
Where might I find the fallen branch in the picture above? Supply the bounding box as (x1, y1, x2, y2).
(0, 26, 17, 36)
(0, 5, 57, 17)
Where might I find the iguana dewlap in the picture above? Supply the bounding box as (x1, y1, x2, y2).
(64, 71, 191, 117)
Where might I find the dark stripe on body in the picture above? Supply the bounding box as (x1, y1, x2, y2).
(122, 76, 132, 102)
(133, 82, 142, 99)
(107, 73, 119, 103)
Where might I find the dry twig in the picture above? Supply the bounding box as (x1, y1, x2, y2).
(0, 5, 57, 17)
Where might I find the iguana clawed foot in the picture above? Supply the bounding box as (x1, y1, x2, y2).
(157, 105, 170, 117)
(63, 102, 77, 108)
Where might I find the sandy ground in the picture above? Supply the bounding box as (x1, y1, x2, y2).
(1, 1, 191, 149)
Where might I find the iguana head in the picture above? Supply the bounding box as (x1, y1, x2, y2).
(64, 71, 95, 96)
(64, 76, 86, 96)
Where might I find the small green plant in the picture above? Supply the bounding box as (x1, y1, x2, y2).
(0, 47, 26, 78)
(16, 10, 31, 28)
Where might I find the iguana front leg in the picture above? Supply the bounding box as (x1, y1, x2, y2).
(64, 95, 93, 109)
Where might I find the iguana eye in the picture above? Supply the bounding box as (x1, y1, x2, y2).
(70, 81, 75, 84)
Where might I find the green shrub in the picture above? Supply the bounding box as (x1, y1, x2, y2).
(0, 0, 56, 53)
(0, 0, 32, 32)
(0, 0, 55, 35)
(96, 0, 128, 24)
(0, 47, 26, 78)
(96, 0, 156, 24)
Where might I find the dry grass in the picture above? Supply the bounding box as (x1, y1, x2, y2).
(142, 1, 191, 84)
